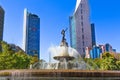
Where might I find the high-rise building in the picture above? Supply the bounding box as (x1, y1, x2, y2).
(85, 43, 117, 59)
(23, 8, 40, 59)
(99, 43, 113, 53)
(0, 6, 5, 41)
(90, 45, 102, 59)
(91, 23, 96, 46)
(105, 43, 113, 52)
(69, 0, 92, 57)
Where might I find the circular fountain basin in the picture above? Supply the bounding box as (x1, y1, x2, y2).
(0, 69, 120, 80)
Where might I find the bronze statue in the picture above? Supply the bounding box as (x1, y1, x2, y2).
(61, 28, 67, 42)
(60, 28, 68, 47)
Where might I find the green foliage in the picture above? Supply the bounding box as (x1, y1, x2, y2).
(0, 41, 15, 55)
(30, 56, 39, 64)
(100, 52, 118, 70)
(102, 52, 114, 59)
(116, 61, 120, 69)
(84, 52, 120, 70)
(0, 41, 38, 70)
(117, 53, 120, 60)
(93, 58, 101, 68)
(100, 57, 117, 70)
(84, 58, 99, 70)
(12, 51, 31, 69)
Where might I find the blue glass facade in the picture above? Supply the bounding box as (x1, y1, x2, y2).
(0, 6, 4, 41)
(69, 16, 77, 49)
(23, 9, 40, 59)
(112, 49, 116, 53)
(91, 23, 96, 46)
(88, 43, 116, 59)
(105, 43, 111, 52)
(90, 46, 102, 59)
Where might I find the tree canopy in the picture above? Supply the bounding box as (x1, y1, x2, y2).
(85, 52, 120, 70)
(0, 41, 39, 70)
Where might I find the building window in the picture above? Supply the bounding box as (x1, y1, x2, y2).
(81, 4, 82, 8)
(81, 15, 83, 20)
(83, 41, 84, 46)
(82, 28, 84, 33)
(82, 35, 84, 40)
(81, 22, 83, 26)
(81, 9, 83, 14)
(83, 48, 85, 53)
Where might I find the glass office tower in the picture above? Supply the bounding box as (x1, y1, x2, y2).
(91, 23, 96, 46)
(0, 6, 5, 41)
(90, 46, 102, 59)
(23, 9, 40, 59)
(69, 0, 92, 57)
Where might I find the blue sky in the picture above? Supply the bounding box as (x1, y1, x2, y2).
(0, 0, 120, 61)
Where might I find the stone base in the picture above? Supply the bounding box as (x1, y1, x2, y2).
(0, 69, 120, 77)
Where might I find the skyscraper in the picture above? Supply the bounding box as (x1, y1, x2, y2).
(69, 0, 92, 57)
(0, 6, 5, 41)
(91, 23, 96, 46)
(23, 8, 40, 59)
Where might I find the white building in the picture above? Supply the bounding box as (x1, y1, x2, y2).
(69, 0, 92, 57)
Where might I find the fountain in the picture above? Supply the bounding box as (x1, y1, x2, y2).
(0, 29, 120, 80)
(53, 29, 74, 62)
(32, 28, 91, 70)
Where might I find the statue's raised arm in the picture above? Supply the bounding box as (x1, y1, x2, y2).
(61, 29, 65, 37)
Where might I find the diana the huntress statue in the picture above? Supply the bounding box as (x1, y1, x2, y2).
(60, 28, 68, 47)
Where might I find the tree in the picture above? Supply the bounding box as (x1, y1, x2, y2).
(0, 41, 32, 70)
(30, 55, 39, 65)
(13, 50, 31, 69)
(116, 61, 120, 69)
(84, 58, 99, 70)
(0, 41, 15, 69)
(1, 41, 15, 55)
(84, 52, 120, 70)
(100, 52, 118, 70)
(0, 53, 14, 69)
(94, 58, 101, 68)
